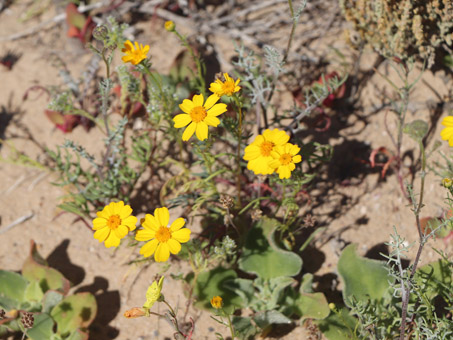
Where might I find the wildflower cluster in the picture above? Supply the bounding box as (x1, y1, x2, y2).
(244, 128, 301, 179)
(92, 202, 190, 263)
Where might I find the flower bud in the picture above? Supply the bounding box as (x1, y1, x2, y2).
(442, 178, 453, 188)
(93, 25, 109, 41)
(165, 21, 176, 32)
(124, 307, 146, 318)
(210, 296, 223, 309)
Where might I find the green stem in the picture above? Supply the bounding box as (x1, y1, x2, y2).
(174, 30, 206, 96)
(234, 96, 243, 208)
(141, 65, 168, 111)
(225, 311, 235, 339)
(163, 299, 185, 337)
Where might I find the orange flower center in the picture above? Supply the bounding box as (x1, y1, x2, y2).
(222, 81, 235, 96)
(279, 153, 292, 165)
(190, 106, 207, 123)
(260, 141, 274, 156)
(156, 226, 171, 243)
(107, 214, 121, 230)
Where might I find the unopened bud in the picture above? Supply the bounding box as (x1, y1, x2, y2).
(93, 25, 109, 41)
(219, 195, 234, 209)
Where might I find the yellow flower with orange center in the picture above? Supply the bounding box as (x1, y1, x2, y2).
(173, 93, 227, 141)
(243, 128, 290, 175)
(121, 40, 149, 65)
(268, 143, 302, 179)
(135, 207, 191, 262)
(210, 296, 223, 309)
(92, 201, 137, 248)
(440, 115, 453, 147)
(209, 73, 241, 97)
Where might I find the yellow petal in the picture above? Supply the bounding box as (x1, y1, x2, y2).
(154, 207, 170, 226)
(105, 234, 121, 248)
(292, 155, 302, 163)
(167, 239, 182, 254)
(209, 83, 222, 95)
(442, 116, 453, 127)
(92, 217, 107, 230)
(173, 114, 192, 128)
(140, 239, 159, 257)
(155, 243, 170, 262)
(182, 122, 196, 141)
(179, 99, 195, 114)
(169, 218, 185, 232)
(122, 215, 137, 230)
(119, 204, 132, 219)
(171, 228, 191, 243)
(268, 159, 280, 169)
(243, 145, 261, 160)
(143, 214, 160, 231)
(114, 225, 129, 239)
(94, 227, 110, 242)
(204, 115, 220, 127)
(196, 121, 209, 141)
(441, 128, 453, 140)
(204, 94, 220, 110)
(136, 229, 156, 241)
(278, 166, 291, 179)
(207, 103, 227, 116)
(192, 94, 204, 107)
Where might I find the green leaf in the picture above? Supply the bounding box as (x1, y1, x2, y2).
(50, 293, 97, 337)
(26, 313, 55, 340)
(338, 244, 392, 307)
(22, 241, 70, 295)
(293, 292, 330, 320)
(192, 267, 241, 312)
(225, 278, 255, 306)
(42, 291, 64, 314)
(232, 316, 258, 339)
(253, 310, 291, 329)
(239, 218, 303, 279)
(24, 280, 44, 303)
(415, 259, 452, 299)
(0, 270, 28, 309)
(403, 119, 428, 142)
(316, 308, 357, 340)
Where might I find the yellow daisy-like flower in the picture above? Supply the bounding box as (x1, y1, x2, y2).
(269, 143, 302, 179)
(92, 201, 137, 248)
(209, 73, 241, 97)
(210, 296, 223, 309)
(440, 116, 453, 147)
(121, 40, 149, 65)
(173, 93, 227, 141)
(136, 207, 191, 262)
(243, 128, 290, 175)
(143, 276, 164, 309)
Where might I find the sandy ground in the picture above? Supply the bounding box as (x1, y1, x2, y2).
(1, 1, 452, 340)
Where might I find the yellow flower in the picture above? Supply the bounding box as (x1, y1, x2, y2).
(136, 207, 191, 262)
(243, 129, 290, 175)
(173, 93, 227, 141)
(143, 276, 164, 309)
(441, 116, 453, 147)
(164, 20, 175, 32)
(92, 201, 137, 248)
(269, 143, 302, 179)
(210, 296, 223, 309)
(209, 73, 241, 97)
(121, 40, 149, 65)
(442, 178, 453, 188)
